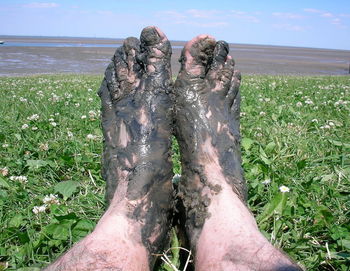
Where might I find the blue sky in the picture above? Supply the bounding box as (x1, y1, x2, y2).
(1, 0, 350, 50)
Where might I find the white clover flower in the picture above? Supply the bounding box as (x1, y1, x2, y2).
(20, 97, 28, 102)
(21, 124, 29, 129)
(42, 194, 59, 205)
(81, 115, 87, 119)
(305, 99, 313, 105)
(31, 126, 38, 131)
(75, 103, 80, 107)
(67, 131, 74, 138)
(259, 111, 266, 116)
(48, 118, 54, 122)
(2, 143, 9, 148)
(172, 174, 181, 183)
(89, 110, 97, 118)
(240, 112, 246, 117)
(27, 114, 39, 121)
(51, 94, 60, 102)
(39, 143, 49, 151)
(9, 175, 28, 183)
(88, 98, 93, 102)
(88, 88, 93, 92)
(86, 134, 97, 140)
(279, 185, 290, 193)
(50, 122, 57, 127)
(296, 102, 302, 107)
(328, 121, 335, 127)
(55, 112, 60, 116)
(32, 205, 47, 214)
(262, 179, 271, 185)
(1, 167, 9, 176)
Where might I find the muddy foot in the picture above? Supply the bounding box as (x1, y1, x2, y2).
(174, 35, 302, 270)
(45, 26, 174, 271)
(99, 25, 175, 266)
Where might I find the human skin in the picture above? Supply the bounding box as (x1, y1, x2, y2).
(174, 35, 303, 271)
(44, 26, 174, 271)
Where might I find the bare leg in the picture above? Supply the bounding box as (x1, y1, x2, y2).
(45, 26, 174, 271)
(174, 35, 302, 271)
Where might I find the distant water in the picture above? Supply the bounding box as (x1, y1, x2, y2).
(1, 42, 119, 48)
(0, 41, 184, 49)
(1, 36, 349, 76)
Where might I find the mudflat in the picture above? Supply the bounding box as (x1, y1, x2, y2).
(1, 36, 349, 76)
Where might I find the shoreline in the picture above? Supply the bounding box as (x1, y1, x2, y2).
(1, 36, 350, 76)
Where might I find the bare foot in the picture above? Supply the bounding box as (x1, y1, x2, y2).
(174, 35, 302, 271)
(45, 26, 174, 271)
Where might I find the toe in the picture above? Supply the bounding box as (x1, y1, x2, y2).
(226, 69, 241, 106)
(138, 26, 171, 75)
(210, 40, 230, 69)
(179, 34, 216, 78)
(227, 70, 241, 131)
(103, 54, 120, 101)
(113, 37, 142, 91)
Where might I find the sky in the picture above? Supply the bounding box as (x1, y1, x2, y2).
(1, 0, 350, 50)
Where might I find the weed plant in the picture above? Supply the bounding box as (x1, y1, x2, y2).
(0, 74, 349, 270)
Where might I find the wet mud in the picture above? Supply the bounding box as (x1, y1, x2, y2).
(174, 36, 247, 250)
(98, 26, 174, 267)
(1, 36, 350, 76)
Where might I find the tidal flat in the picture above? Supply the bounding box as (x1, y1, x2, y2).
(1, 36, 350, 77)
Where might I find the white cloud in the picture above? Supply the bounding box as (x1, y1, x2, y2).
(331, 18, 341, 25)
(23, 2, 59, 8)
(96, 10, 114, 16)
(303, 8, 323, 13)
(272, 12, 304, 19)
(230, 10, 260, 23)
(156, 10, 186, 21)
(321, 12, 333, 18)
(273, 24, 306, 32)
(156, 10, 228, 28)
(303, 8, 348, 28)
(190, 21, 229, 27)
(157, 9, 261, 26)
(186, 9, 219, 18)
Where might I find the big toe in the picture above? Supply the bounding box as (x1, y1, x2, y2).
(180, 34, 216, 77)
(138, 26, 171, 75)
(140, 26, 164, 46)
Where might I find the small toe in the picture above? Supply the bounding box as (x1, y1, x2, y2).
(227, 70, 242, 130)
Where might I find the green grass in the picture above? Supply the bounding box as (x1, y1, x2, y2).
(0, 74, 349, 270)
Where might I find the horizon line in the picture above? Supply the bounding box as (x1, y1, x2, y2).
(0, 34, 349, 52)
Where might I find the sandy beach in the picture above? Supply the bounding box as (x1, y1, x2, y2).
(1, 36, 349, 77)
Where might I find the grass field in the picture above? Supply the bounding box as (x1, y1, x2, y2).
(0, 74, 349, 270)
